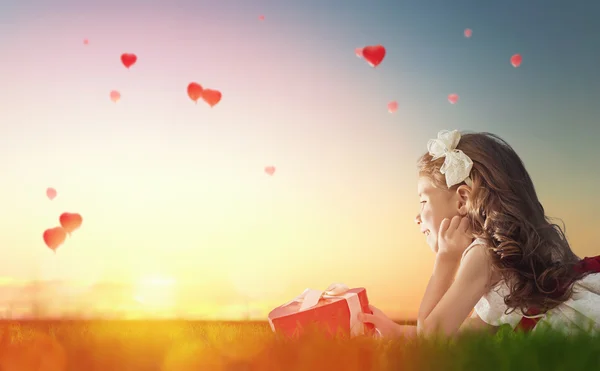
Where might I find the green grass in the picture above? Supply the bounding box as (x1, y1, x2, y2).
(0, 319, 598, 371)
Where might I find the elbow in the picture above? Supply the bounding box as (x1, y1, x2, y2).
(416, 316, 430, 336)
(416, 317, 426, 332)
(417, 317, 433, 335)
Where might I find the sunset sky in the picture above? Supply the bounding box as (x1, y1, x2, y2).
(0, 0, 599, 320)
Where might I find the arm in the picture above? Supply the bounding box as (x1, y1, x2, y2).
(392, 309, 499, 340)
(387, 255, 466, 339)
(418, 244, 493, 337)
(417, 253, 461, 327)
(393, 324, 418, 338)
(377, 311, 497, 340)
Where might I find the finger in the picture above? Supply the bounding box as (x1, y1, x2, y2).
(448, 215, 461, 232)
(373, 328, 383, 339)
(368, 304, 382, 315)
(358, 313, 380, 326)
(459, 216, 470, 233)
(438, 218, 450, 236)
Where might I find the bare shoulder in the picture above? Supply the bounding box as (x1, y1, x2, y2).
(458, 242, 494, 282)
(462, 240, 490, 260)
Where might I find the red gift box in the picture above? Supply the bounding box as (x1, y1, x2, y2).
(267, 283, 375, 338)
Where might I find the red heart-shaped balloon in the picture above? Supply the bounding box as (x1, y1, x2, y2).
(110, 90, 121, 103)
(121, 53, 137, 69)
(511, 54, 522, 68)
(388, 101, 398, 113)
(59, 212, 83, 234)
(187, 82, 203, 103)
(43, 227, 67, 252)
(362, 45, 386, 67)
(46, 187, 57, 200)
(448, 94, 459, 104)
(355, 47, 363, 58)
(259, 15, 265, 21)
(265, 166, 276, 176)
(202, 89, 222, 107)
(464, 29, 472, 38)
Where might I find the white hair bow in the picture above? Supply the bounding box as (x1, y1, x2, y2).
(427, 130, 473, 188)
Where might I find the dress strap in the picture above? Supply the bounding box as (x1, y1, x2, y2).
(460, 238, 487, 262)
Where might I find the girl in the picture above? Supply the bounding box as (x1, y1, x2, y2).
(358, 130, 600, 338)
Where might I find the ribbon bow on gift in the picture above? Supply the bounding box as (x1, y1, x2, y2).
(282, 283, 351, 312)
(427, 130, 473, 188)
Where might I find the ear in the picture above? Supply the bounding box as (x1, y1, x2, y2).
(455, 184, 471, 215)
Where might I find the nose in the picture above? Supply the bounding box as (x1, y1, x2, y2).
(414, 213, 421, 224)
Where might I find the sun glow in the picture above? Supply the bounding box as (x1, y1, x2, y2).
(133, 275, 177, 314)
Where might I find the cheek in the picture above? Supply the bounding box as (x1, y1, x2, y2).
(422, 207, 441, 232)
(422, 208, 435, 225)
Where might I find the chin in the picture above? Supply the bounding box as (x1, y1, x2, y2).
(426, 236, 438, 253)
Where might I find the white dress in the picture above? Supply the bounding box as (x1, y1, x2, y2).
(462, 238, 600, 335)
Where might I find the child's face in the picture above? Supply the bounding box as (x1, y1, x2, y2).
(415, 176, 461, 253)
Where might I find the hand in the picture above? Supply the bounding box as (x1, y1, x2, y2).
(357, 304, 399, 339)
(437, 215, 472, 261)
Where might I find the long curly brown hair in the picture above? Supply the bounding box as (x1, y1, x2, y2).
(417, 131, 591, 315)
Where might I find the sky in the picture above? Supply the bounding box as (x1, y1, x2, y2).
(0, 0, 599, 320)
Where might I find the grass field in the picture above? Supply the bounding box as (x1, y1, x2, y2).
(0, 319, 598, 371)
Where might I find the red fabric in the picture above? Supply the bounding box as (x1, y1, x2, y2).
(573, 255, 600, 275)
(514, 255, 600, 332)
(514, 307, 541, 332)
